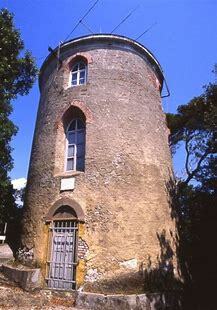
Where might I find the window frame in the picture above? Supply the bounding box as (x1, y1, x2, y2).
(69, 60, 87, 87)
(65, 118, 85, 172)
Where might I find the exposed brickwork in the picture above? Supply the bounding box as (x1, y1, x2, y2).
(62, 52, 93, 90)
(44, 197, 85, 221)
(78, 237, 89, 260)
(65, 52, 93, 67)
(55, 100, 94, 129)
(21, 35, 178, 293)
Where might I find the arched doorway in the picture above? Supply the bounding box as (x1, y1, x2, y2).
(45, 199, 85, 290)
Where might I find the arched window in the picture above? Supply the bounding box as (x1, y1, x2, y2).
(66, 118, 85, 172)
(70, 60, 87, 86)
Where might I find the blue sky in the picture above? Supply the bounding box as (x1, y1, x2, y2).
(1, 0, 217, 180)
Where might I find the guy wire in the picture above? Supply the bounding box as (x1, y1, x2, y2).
(111, 4, 140, 34)
(63, 0, 100, 42)
(135, 22, 157, 40)
(80, 20, 94, 34)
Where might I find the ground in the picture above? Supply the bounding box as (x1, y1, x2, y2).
(0, 271, 82, 310)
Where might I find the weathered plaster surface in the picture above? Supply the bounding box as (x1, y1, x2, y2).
(22, 38, 178, 292)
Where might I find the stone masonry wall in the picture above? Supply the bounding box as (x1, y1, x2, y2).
(22, 38, 178, 293)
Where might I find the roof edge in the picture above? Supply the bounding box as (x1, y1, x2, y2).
(39, 33, 164, 91)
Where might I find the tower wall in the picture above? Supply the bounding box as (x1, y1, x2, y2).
(21, 35, 177, 292)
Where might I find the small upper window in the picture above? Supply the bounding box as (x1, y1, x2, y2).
(70, 60, 87, 87)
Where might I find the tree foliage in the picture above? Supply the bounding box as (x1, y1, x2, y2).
(167, 80, 217, 188)
(167, 70, 217, 308)
(0, 9, 37, 224)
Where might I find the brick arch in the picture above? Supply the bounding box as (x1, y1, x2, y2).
(69, 100, 93, 123)
(54, 100, 93, 131)
(63, 52, 93, 72)
(45, 198, 85, 222)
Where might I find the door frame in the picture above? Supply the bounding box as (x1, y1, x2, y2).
(46, 219, 78, 290)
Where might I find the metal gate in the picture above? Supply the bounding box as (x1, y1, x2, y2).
(47, 220, 77, 290)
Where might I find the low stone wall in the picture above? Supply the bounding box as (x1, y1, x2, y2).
(2, 264, 42, 291)
(1, 264, 181, 309)
(76, 291, 181, 310)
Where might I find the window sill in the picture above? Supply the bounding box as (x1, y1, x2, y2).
(71, 84, 87, 88)
(54, 171, 84, 178)
(64, 83, 89, 91)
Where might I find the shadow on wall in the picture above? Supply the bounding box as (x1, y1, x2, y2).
(5, 174, 217, 309)
(6, 208, 23, 257)
(85, 174, 217, 309)
(142, 230, 182, 292)
(141, 229, 183, 310)
(83, 227, 183, 309)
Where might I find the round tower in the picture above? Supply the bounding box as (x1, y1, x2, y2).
(21, 34, 177, 292)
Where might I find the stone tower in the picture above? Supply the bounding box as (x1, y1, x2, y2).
(21, 34, 177, 292)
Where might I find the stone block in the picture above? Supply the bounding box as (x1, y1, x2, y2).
(2, 264, 42, 291)
(0, 244, 13, 265)
(76, 292, 180, 310)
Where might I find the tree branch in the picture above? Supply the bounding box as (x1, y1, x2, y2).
(184, 148, 210, 184)
(184, 134, 192, 178)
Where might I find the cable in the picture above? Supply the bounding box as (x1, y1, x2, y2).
(111, 4, 140, 34)
(63, 0, 100, 42)
(135, 22, 157, 40)
(80, 20, 94, 34)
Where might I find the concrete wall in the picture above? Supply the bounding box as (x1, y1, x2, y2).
(21, 36, 178, 292)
